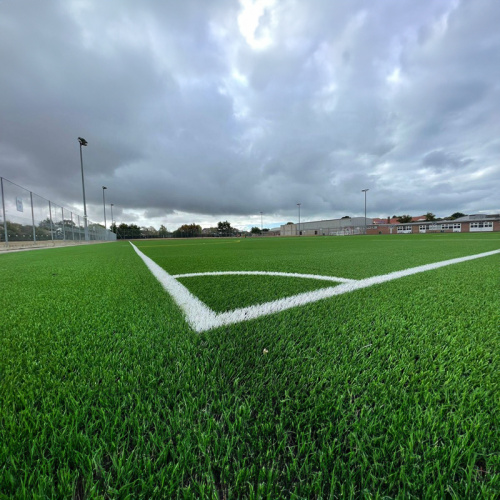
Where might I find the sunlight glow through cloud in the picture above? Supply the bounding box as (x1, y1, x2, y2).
(237, 0, 275, 49)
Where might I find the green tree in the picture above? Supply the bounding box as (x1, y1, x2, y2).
(38, 218, 52, 230)
(173, 224, 201, 238)
(6, 221, 34, 241)
(397, 215, 413, 223)
(449, 212, 466, 220)
(158, 224, 168, 237)
(117, 223, 141, 239)
(141, 226, 158, 238)
(251, 226, 261, 234)
(217, 221, 234, 236)
(425, 212, 436, 221)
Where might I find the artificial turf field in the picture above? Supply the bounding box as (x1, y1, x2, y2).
(1, 233, 499, 499)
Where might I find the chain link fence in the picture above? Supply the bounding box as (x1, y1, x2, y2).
(0, 177, 116, 249)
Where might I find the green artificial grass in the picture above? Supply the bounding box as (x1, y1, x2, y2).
(177, 274, 339, 312)
(1, 234, 499, 498)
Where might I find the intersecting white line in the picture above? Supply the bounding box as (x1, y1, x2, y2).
(173, 271, 355, 283)
(130, 243, 500, 333)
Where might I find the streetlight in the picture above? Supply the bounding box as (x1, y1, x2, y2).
(78, 137, 89, 241)
(362, 189, 369, 234)
(260, 211, 263, 231)
(297, 203, 301, 236)
(102, 187, 107, 238)
(110, 203, 114, 229)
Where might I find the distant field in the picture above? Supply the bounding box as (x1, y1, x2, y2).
(1, 234, 499, 498)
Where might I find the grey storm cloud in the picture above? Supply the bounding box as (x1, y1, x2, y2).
(1, 0, 499, 229)
(422, 150, 473, 171)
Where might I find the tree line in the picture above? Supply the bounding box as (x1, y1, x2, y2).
(111, 220, 243, 239)
(392, 212, 466, 223)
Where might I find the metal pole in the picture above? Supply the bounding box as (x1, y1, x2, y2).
(110, 203, 114, 232)
(78, 138, 89, 241)
(61, 207, 66, 241)
(102, 186, 107, 231)
(30, 191, 36, 244)
(71, 212, 75, 240)
(1, 178, 8, 246)
(297, 203, 301, 236)
(48, 201, 54, 241)
(362, 189, 369, 234)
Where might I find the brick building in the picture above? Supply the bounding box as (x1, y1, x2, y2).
(366, 214, 500, 235)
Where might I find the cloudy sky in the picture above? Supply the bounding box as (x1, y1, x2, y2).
(1, 0, 499, 230)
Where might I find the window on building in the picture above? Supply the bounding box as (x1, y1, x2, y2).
(471, 221, 492, 228)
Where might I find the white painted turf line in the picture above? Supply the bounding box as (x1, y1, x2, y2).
(129, 243, 218, 329)
(130, 243, 500, 333)
(173, 271, 355, 283)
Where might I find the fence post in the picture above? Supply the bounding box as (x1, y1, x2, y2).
(1, 177, 8, 247)
(49, 201, 54, 241)
(30, 191, 36, 244)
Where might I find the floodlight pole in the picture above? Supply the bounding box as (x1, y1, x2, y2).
(362, 189, 369, 234)
(297, 203, 301, 236)
(78, 137, 89, 241)
(102, 186, 107, 227)
(110, 203, 114, 231)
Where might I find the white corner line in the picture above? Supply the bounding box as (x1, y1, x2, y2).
(173, 271, 355, 283)
(130, 242, 500, 333)
(129, 242, 218, 331)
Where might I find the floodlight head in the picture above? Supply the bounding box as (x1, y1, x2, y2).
(78, 137, 88, 146)
(102, 186, 107, 190)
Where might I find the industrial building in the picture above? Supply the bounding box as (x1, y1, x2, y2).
(280, 217, 369, 236)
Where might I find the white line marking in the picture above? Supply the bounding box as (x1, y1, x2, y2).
(173, 271, 355, 283)
(130, 243, 500, 333)
(129, 243, 218, 330)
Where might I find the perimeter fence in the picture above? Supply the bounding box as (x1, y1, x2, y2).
(0, 177, 116, 249)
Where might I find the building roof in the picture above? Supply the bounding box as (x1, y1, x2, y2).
(453, 214, 500, 221)
(280, 216, 369, 230)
